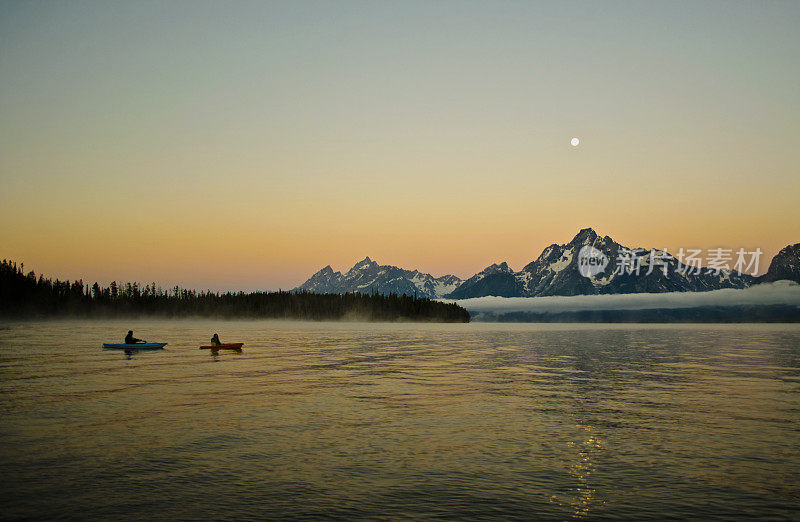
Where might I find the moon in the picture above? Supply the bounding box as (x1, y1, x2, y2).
(571, 137, 580, 147)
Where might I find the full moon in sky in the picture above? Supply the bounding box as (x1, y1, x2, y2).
(571, 137, 580, 147)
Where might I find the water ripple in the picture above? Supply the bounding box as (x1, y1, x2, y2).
(1, 321, 799, 519)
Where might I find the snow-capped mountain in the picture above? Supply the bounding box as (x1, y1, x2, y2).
(449, 228, 755, 298)
(295, 229, 798, 299)
(294, 257, 462, 298)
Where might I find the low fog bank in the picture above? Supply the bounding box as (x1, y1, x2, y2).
(446, 281, 800, 316)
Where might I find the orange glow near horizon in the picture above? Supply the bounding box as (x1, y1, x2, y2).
(1, 2, 798, 290)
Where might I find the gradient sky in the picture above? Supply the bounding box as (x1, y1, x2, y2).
(1, 1, 798, 291)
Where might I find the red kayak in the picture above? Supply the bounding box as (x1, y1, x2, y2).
(199, 343, 244, 350)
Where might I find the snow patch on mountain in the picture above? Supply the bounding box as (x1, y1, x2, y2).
(548, 248, 574, 273)
(294, 257, 463, 298)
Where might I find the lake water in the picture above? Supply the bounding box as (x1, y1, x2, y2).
(1, 320, 799, 519)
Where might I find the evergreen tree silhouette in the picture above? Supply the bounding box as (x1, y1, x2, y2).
(0, 260, 470, 322)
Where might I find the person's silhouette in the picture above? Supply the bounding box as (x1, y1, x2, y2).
(211, 333, 222, 346)
(125, 330, 143, 344)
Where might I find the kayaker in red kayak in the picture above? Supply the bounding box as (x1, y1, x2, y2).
(125, 330, 144, 344)
(199, 336, 243, 350)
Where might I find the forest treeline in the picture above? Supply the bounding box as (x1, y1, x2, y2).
(0, 260, 470, 322)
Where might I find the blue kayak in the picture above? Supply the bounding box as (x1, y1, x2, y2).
(103, 342, 167, 350)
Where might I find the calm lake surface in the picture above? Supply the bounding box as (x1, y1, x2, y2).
(1, 320, 799, 520)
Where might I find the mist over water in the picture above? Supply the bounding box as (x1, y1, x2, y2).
(1, 320, 799, 519)
(453, 281, 800, 315)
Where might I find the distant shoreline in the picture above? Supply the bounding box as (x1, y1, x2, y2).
(469, 305, 800, 323)
(449, 282, 800, 323)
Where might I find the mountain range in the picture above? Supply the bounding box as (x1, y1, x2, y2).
(294, 228, 800, 299)
(295, 257, 462, 298)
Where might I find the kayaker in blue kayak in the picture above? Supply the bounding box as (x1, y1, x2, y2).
(125, 330, 144, 344)
(211, 333, 222, 346)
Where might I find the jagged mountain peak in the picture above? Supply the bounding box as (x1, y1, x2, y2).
(567, 228, 620, 249)
(571, 227, 598, 243)
(443, 261, 520, 299)
(481, 261, 513, 274)
(347, 257, 378, 273)
(295, 264, 344, 294)
(759, 243, 800, 283)
(530, 229, 612, 269)
(294, 257, 463, 298)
